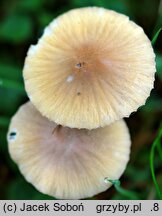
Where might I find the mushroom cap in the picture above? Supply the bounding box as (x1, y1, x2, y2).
(23, 7, 156, 129)
(7, 102, 131, 199)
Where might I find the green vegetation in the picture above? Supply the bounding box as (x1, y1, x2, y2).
(0, 0, 162, 199)
(106, 179, 140, 200)
(150, 124, 162, 200)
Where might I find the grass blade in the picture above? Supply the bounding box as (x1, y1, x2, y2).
(0, 78, 25, 93)
(157, 141, 162, 161)
(0, 116, 10, 127)
(152, 28, 162, 46)
(150, 125, 162, 200)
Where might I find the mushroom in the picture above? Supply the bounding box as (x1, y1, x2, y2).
(7, 102, 131, 199)
(23, 7, 156, 129)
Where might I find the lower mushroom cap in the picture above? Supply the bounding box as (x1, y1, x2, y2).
(7, 102, 131, 199)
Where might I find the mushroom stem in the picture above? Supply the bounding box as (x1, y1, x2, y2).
(52, 124, 62, 135)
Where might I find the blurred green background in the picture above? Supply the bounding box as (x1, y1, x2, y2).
(0, 0, 162, 200)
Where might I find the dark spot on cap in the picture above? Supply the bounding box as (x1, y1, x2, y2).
(77, 92, 81, 95)
(9, 131, 17, 141)
(76, 63, 82, 68)
(75, 62, 85, 69)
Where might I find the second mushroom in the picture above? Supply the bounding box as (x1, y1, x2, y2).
(8, 102, 131, 199)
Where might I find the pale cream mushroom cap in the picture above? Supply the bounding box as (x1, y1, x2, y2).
(7, 102, 131, 199)
(23, 7, 156, 129)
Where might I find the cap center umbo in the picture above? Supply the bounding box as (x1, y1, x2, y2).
(73, 43, 99, 74)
